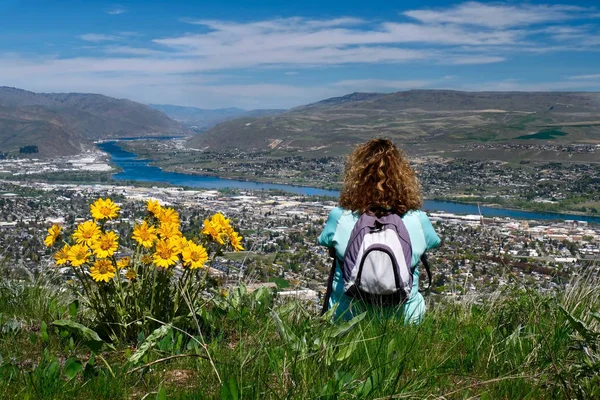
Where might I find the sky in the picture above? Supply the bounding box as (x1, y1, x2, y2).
(1, 0, 600, 109)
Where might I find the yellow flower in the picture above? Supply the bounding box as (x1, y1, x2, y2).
(168, 236, 185, 253)
(157, 222, 182, 239)
(141, 254, 153, 265)
(125, 269, 138, 281)
(91, 231, 119, 258)
(212, 213, 231, 229)
(44, 224, 62, 247)
(202, 213, 235, 245)
(54, 244, 70, 265)
(132, 221, 157, 248)
(89, 259, 116, 282)
(158, 207, 180, 226)
(72, 221, 101, 246)
(182, 242, 208, 269)
(153, 239, 179, 268)
(116, 256, 130, 270)
(67, 244, 90, 267)
(147, 199, 162, 216)
(90, 198, 120, 220)
(229, 231, 244, 252)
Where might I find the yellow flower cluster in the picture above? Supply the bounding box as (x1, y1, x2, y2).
(48, 197, 243, 283)
(202, 213, 244, 252)
(134, 199, 210, 269)
(46, 198, 122, 282)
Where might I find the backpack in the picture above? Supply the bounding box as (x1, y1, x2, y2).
(320, 212, 434, 315)
(342, 212, 413, 305)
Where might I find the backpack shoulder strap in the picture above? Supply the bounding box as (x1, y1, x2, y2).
(321, 256, 337, 316)
(419, 253, 432, 292)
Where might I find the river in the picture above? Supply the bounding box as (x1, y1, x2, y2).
(97, 141, 600, 224)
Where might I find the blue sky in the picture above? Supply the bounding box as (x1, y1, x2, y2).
(1, 0, 600, 109)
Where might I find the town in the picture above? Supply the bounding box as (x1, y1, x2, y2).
(1, 179, 598, 305)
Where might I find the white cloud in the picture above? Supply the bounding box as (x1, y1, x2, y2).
(79, 34, 119, 42)
(333, 79, 432, 91)
(459, 78, 600, 92)
(443, 55, 506, 65)
(106, 6, 127, 15)
(569, 74, 600, 80)
(404, 2, 591, 28)
(102, 46, 168, 56)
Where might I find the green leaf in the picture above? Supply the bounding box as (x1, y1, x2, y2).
(229, 377, 239, 400)
(336, 340, 358, 362)
(156, 386, 167, 400)
(559, 306, 597, 342)
(68, 301, 79, 319)
(129, 324, 172, 364)
(46, 360, 60, 379)
(52, 320, 110, 353)
(220, 380, 231, 400)
(387, 338, 397, 360)
(330, 312, 367, 338)
(64, 358, 83, 380)
(40, 321, 47, 334)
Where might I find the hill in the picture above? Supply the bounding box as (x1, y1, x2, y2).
(0, 87, 188, 157)
(187, 90, 600, 151)
(149, 104, 285, 130)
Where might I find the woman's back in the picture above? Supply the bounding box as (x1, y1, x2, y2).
(318, 207, 440, 323)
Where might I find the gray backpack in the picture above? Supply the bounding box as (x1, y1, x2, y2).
(342, 213, 413, 305)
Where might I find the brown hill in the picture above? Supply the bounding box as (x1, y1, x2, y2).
(0, 87, 188, 157)
(187, 90, 600, 152)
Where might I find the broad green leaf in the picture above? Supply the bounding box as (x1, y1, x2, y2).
(387, 338, 397, 360)
(271, 311, 299, 345)
(129, 324, 172, 364)
(229, 377, 239, 400)
(330, 312, 367, 338)
(220, 380, 232, 400)
(336, 340, 358, 362)
(68, 301, 79, 319)
(559, 306, 597, 342)
(52, 320, 109, 353)
(64, 358, 83, 380)
(156, 386, 167, 400)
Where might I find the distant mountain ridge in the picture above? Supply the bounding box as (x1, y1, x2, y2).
(0, 87, 187, 157)
(149, 104, 285, 130)
(187, 90, 600, 151)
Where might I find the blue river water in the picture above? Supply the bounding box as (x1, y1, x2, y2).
(97, 141, 600, 224)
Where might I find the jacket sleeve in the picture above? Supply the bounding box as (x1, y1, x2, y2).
(318, 207, 342, 248)
(417, 212, 441, 250)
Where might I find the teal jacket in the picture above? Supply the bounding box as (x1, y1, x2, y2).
(318, 207, 441, 323)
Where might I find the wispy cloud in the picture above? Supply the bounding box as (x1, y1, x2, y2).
(79, 33, 119, 42)
(569, 74, 600, 80)
(105, 6, 127, 15)
(404, 2, 591, 28)
(333, 79, 433, 91)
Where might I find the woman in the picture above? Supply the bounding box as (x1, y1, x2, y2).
(318, 138, 441, 323)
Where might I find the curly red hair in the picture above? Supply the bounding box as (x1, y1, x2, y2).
(339, 138, 423, 215)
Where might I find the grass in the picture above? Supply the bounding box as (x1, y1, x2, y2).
(1, 262, 600, 399)
(515, 129, 569, 140)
